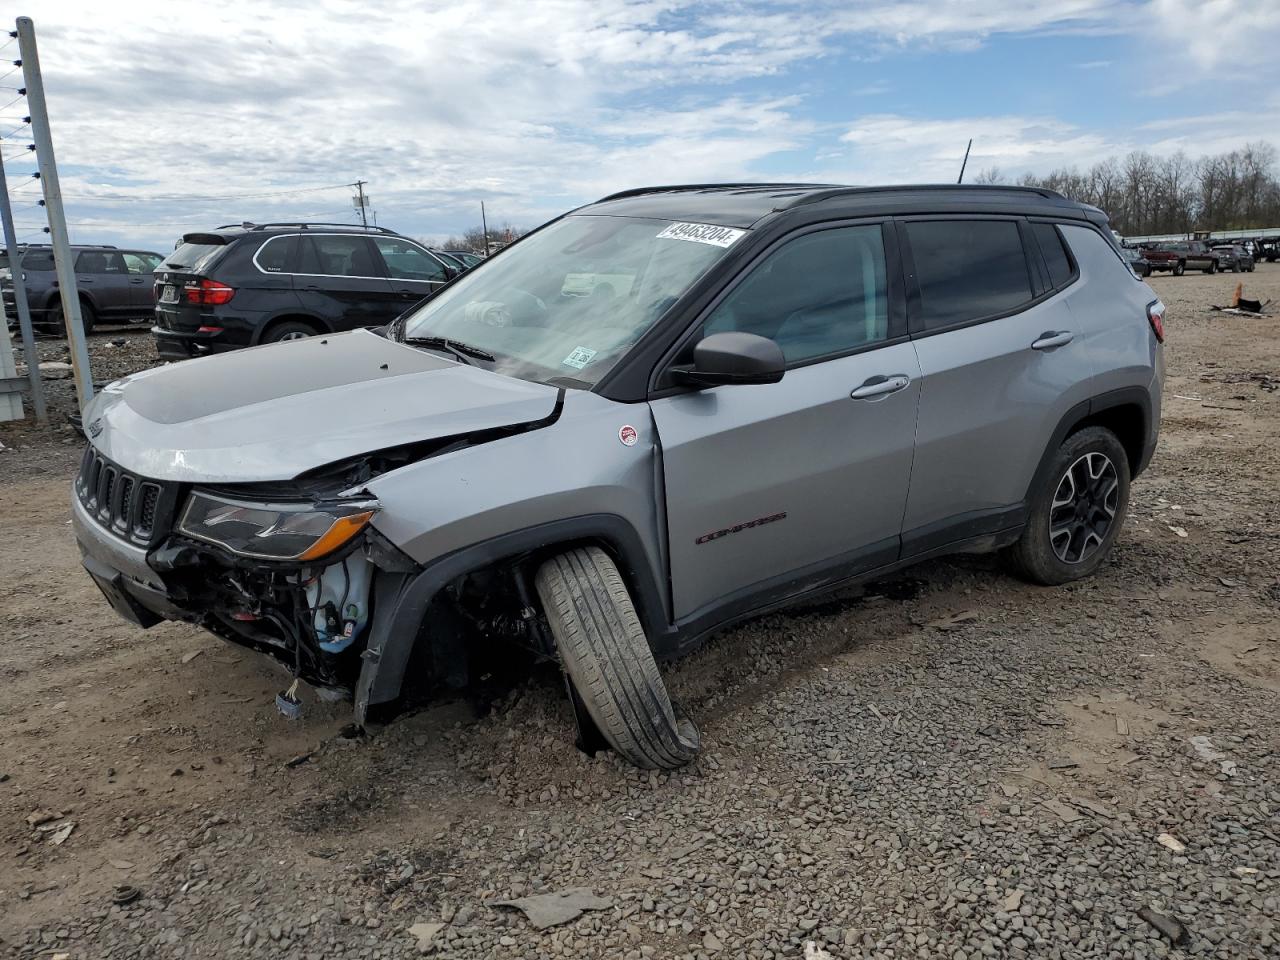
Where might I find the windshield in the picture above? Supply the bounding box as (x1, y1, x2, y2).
(400, 214, 742, 386)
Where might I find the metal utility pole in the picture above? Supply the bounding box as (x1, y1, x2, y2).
(16, 16, 93, 412)
(354, 179, 368, 227)
(0, 140, 46, 420)
(957, 138, 973, 185)
(480, 201, 490, 256)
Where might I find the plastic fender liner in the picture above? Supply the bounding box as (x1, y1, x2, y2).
(352, 514, 671, 723)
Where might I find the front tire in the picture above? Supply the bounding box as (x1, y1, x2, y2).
(1005, 427, 1131, 586)
(535, 547, 700, 770)
(1204, 261, 1216, 274)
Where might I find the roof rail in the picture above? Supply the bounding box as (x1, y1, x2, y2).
(10, 242, 118, 249)
(783, 183, 1068, 209)
(214, 221, 398, 234)
(595, 183, 838, 203)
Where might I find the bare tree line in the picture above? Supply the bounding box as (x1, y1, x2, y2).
(974, 141, 1280, 236)
(438, 222, 527, 253)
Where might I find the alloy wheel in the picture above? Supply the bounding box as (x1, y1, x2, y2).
(280, 330, 310, 341)
(1048, 452, 1119, 564)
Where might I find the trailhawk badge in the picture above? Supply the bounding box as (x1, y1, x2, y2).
(618, 425, 638, 446)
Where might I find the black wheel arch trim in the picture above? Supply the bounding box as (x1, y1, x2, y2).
(353, 513, 672, 721)
(1027, 387, 1154, 507)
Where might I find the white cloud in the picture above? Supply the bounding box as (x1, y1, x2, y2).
(1148, 0, 1280, 71)
(7, 0, 1275, 250)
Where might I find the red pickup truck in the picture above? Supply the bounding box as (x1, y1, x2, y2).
(1140, 240, 1217, 275)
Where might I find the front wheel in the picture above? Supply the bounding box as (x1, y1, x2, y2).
(535, 546, 700, 770)
(1005, 427, 1131, 586)
(1204, 261, 1216, 274)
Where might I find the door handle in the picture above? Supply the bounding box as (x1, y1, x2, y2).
(850, 374, 911, 400)
(78, 277, 94, 283)
(129, 278, 145, 284)
(1031, 330, 1074, 350)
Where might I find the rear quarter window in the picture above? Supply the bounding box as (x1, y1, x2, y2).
(1031, 222, 1075, 289)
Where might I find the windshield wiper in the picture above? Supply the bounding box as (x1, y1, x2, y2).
(402, 335, 495, 365)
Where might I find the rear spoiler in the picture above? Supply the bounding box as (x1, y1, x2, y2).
(180, 233, 230, 245)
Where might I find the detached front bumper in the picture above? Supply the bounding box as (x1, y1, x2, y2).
(70, 492, 186, 626)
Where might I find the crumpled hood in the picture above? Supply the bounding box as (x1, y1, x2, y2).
(86, 329, 560, 483)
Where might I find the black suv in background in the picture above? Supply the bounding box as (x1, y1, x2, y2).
(151, 223, 462, 359)
(2, 244, 164, 335)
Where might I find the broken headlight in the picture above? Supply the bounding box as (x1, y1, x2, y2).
(177, 491, 378, 562)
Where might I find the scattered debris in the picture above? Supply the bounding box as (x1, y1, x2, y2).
(1234, 866, 1259, 877)
(488, 887, 614, 930)
(1047, 758, 1079, 770)
(1189, 735, 1237, 776)
(181, 649, 204, 664)
(407, 921, 444, 953)
(1138, 906, 1189, 945)
(804, 943, 834, 960)
(1040, 799, 1083, 823)
(112, 884, 142, 906)
(999, 889, 1025, 912)
(26, 809, 58, 828)
(1071, 797, 1116, 820)
(1217, 576, 1244, 588)
(48, 822, 75, 846)
(37, 361, 73, 380)
(1157, 833, 1187, 854)
(1115, 717, 1130, 736)
(926, 610, 979, 631)
(1167, 525, 1189, 538)
(108, 859, 134, 870)
(285, 752, 314, 769)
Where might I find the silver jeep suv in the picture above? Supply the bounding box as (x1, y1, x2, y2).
(72, 184, 1164, 768)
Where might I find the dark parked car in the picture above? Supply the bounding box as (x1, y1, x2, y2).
(1122, 245, 1152, 277)
(2, 244, 164, 335)
(443, 249, 484, 268)
(151, 223, 462, 359)
(1210, 244, 1255, 272)
(429, 248, 470, 272)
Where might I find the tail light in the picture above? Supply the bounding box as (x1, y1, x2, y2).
(1147, 301, 1165, 343)
(184, 278, 235, 306)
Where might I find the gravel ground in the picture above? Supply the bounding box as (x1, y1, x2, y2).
(1, 271, 1278, 959)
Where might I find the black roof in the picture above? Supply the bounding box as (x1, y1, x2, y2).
(579, 183, 1102, 228)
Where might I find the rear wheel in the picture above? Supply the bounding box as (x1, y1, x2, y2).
(1173, 260, 1185, 276)
(1005, 427, 1131, 586)
(47, 299, 96, 338)
(535, 546, 700, 770)
(261, 320, 316, 343)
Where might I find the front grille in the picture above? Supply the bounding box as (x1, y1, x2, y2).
(76, 446, 178, 548)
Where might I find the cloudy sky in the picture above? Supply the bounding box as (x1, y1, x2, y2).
(4, 0, 1278, 252)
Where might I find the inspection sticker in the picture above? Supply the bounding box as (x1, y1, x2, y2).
(656, 222, 746, 248)
(562, 345, 598, 369)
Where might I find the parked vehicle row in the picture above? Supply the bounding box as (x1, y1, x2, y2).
(1210, 243, 1255, 272)
(2, 244, 164, 334)
(72, 183, 1165, 768)
(2, 230, 489, 344)
(151, 223, 468, 359)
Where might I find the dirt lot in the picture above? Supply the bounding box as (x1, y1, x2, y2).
(1, 272, 1278, 959)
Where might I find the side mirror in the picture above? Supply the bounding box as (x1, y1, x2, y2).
(672, 332, 785, 388)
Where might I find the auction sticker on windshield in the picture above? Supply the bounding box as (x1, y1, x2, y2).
(656, 222, 746, 247)
(562, 346, 598, 369)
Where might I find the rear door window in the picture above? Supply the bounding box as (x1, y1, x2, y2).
(298, 235, 382, 278)
(1031, 223, 1075, 289)
(904, 220, 1034, 331)
(75, 250, 128, 274)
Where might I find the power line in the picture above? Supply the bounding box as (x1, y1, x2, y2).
(58, 181, 356, 204)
